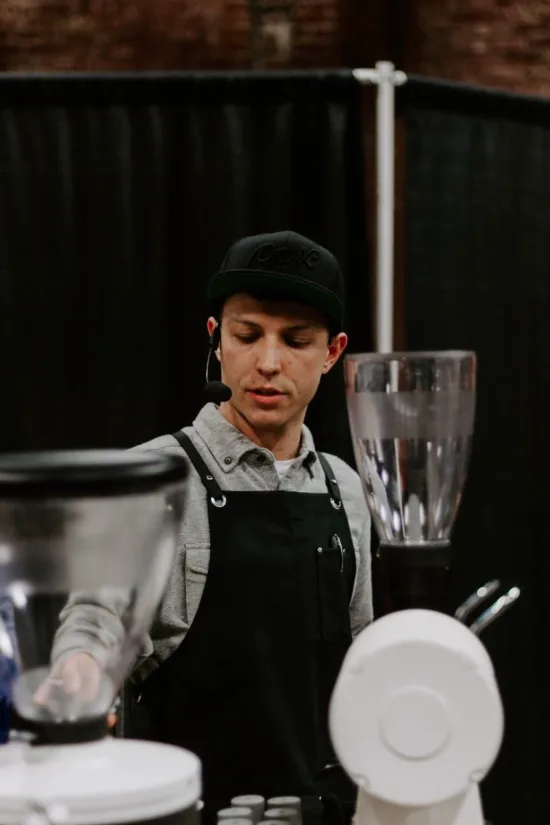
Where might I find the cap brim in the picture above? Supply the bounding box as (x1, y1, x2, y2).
(207, 269, 344, 329)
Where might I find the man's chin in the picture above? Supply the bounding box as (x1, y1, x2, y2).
(240, 399, 293, 429)
(246, 408, 288, 429)
(229, 393, 304, 432)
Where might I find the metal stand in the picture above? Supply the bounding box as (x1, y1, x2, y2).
(353, 62, 407, 353)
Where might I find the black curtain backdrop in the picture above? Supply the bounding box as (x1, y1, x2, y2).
(0, 71, 371, 463)
(400, 76, 550, 825)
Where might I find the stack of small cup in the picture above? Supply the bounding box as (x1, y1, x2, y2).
(217, 804, 255, 825)
(217, 795, 302, 825)
(262, 797, 302, 825)
(217, 795, 266, 825)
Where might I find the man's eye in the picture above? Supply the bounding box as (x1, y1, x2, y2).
(236, 333, 257, 343)
(287, 338, 311, 348)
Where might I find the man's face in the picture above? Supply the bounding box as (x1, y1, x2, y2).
(208, 293, 347, 432)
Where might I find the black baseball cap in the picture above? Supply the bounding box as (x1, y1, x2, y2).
(207, 230, 345, 332)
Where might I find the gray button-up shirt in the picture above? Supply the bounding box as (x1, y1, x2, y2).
(53, 404, 373, 685)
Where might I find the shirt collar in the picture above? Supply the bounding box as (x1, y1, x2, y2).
(192, 403, 318, 474)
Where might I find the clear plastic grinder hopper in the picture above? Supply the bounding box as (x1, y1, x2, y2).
(327, 351, 515, 825)
(344, 351, 477, 612)
(0, 451, 202, 825)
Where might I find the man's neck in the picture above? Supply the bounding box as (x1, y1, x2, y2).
(218, 401, 303, 460)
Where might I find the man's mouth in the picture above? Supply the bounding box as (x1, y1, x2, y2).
(247, 388, 285, 404)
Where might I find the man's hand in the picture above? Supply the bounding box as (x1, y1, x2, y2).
(34, 652, 102, 706)
(33, 652, 117, 727)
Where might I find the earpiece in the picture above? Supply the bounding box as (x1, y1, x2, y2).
(204, 323, 232, 404)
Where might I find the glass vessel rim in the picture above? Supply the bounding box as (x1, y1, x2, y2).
(345, 350, 475, 362)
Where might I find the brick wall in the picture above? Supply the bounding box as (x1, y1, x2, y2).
(402, 0, 550, 97)
(0, 0, 240, 70)
(2, 0, 550, 97)
(0, 0, 343, 71)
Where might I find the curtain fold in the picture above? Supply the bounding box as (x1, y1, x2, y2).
(0, 71, 371, 464)
(401, 76, 550, 825)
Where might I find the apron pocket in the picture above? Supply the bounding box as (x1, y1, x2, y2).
(315, 539, 351, 642)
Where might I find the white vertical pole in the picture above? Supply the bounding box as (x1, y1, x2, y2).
(353, 63, 407, 353)
(376, 61, 398, 354)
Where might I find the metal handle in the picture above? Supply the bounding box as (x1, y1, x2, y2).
(454, 580, 501, 623)
(455, 580, 521, 636)
(468, 587, 521, 636)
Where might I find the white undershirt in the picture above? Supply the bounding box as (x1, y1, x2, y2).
(274, 458, 295, 478)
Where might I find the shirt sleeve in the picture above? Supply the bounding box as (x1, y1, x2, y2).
(349, 514, 374, 637)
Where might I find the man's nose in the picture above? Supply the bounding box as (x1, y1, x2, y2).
(256, 340, 282, 375)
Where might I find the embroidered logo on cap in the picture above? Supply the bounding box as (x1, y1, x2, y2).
(248, 242, 321, 271)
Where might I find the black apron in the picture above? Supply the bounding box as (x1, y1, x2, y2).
(127, 433, 357, 825)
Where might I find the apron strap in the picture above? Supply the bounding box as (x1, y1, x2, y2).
(172, 430, 227, 508)
(317, 453, 343, 510)
(173, 431, 342, 512)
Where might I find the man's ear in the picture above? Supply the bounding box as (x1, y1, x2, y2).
(206, 317, 218, 342)
(322, 332, 348, 375)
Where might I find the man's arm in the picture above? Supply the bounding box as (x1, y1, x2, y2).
(323, 452, 374, 639)
(349, 514, 373, 637)
(32, 590, 153, 710)
(51, 590, 151, 670)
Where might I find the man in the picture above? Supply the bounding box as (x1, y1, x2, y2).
(44, 231, 373, 823)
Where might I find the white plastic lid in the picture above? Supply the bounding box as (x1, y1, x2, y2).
(0, 738, 201, 825)
(266, 799, 300, 808)
(230, 796, 265, 808)
(329, 610, 504, 808)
